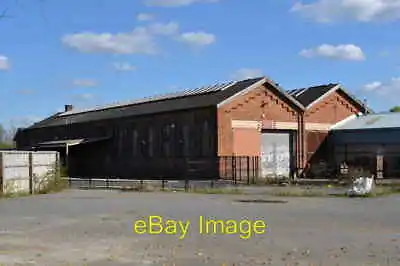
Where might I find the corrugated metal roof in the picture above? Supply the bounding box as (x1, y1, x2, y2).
(288, 84, 338, 107)
(60, 80, 237, 116)
(287, 83, 372, 114)
(27, 77, 266, 129)
(332, 112, 400, 130)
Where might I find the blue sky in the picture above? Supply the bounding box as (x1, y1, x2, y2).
(1, 0, 399, 128)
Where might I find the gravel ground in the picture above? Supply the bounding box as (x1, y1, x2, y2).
(0, 189, 399, 266)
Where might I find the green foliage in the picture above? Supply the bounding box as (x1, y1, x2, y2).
(60, 165, 68, 177)
(1, 164, 68, 198)
(34, 167, 68, 194)
(389, 106, 400, 112)
(0, 142, 14, 149)
(0, 122, 16, 149)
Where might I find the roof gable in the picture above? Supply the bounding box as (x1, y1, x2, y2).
(288, 84, 338, 108)
(288, 83, 372, 113)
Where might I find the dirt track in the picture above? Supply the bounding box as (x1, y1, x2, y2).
(0, 190, 399, 265)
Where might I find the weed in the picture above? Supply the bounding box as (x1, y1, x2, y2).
(268, 185, 400, 198)
(190, 187, 244, 194)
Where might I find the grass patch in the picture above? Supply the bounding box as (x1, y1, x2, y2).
(268, 185, 400, 198)
(1, 191, 32, 199)
(235, 199, 288, 204)
(364, 186, 400, 197)
(37, 173, 69, 195)
(119, 182, 163, 192)
(269, 187, 327, 197)
(118, 185, 244, 195)
(1, 166, 69, 199)
(249, 177, 291, 186)
(190, 187, 244, 194)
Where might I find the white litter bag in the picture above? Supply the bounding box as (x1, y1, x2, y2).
(347, 176, 374, 196)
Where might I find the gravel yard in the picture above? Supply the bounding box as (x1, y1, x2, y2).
(0, 189, 399, 265)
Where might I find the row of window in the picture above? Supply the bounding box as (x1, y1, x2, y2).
(117, 121, 213, 158)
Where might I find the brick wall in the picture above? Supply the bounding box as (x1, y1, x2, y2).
(217, 83, 300, 157)
(303, 90, 365, 176)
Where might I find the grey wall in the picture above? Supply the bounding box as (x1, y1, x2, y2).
(331, 128, 400, 145)
(331, 128, 400, 177)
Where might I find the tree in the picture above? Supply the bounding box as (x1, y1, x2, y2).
(0, 123, 16, 149)
(0, 124, 5, 143)
(389, 106, 400, 112)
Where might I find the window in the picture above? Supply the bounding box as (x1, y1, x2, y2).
(202, 120, 210, 156)
(161, 124, 172, 157)
(118, 129, 124, 156)
(132, 129, 138, 157)
(118, 128, 128, 157)
(183, 124, 190, 157)
(140, 128, 148, 157)
(148, 127, 154, 157)
(176, 124, 189, 157)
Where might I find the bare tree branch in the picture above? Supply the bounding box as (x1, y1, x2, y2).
(0, 0, 44, 21)
(0, 7, 11, 19)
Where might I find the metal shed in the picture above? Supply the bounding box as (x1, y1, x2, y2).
(330, 112, 400, 178)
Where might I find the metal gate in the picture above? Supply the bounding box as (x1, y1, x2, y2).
(261, 132, 291, 178)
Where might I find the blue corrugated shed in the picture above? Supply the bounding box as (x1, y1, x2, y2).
(332, 112, 400, 130)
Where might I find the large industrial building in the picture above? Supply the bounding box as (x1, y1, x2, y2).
(14, 76, 370, 179)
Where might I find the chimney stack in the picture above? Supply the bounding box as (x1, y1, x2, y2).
(64, 104, 73, 112)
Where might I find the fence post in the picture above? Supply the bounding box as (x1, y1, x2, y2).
(184, 178, 189, 192)
(106, 176, 109, 190)
(223, 157, 227, 179)
(247, 157, 250, 185)
(256, 156, 260, 183)
(0, 153, 3, 195)
(238, 157, 242, 183)
(233, 157, 235, 184)
(28, 152, 33, 194)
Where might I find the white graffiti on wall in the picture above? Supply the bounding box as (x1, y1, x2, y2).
(261, 145, 290, 177)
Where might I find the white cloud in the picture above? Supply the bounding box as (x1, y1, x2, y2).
(73, 79, 98, 87)
(62, 22, 215, 54)
(0, 55, 10, 70)
(62, 27, 158, 55)
(76, 93, 95, 100)
(179, 31, 216, 46)
(17, 89, 35, 95)
(299, 44, 366, 61)
(363, 77, 400, 94)
(145, 0, 219, 7)
(364, 81, 383, 91)
(62, 22, 181, 55)
(231, 68, 263, 80)
(137, 13, 154, 21)
(291, 0, 400, 23)
(147, 22, 180, 36)
(113, 62, 137, 71)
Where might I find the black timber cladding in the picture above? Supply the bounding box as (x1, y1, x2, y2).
(28, 77, 264, 129)
(288, 84, 337, 107)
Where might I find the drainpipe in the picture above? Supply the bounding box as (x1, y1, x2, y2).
(65, 143, 69, 176)
(301, 113, 306, 177)
(297, 112, 306, 178)
(296, 113, 303, 180)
